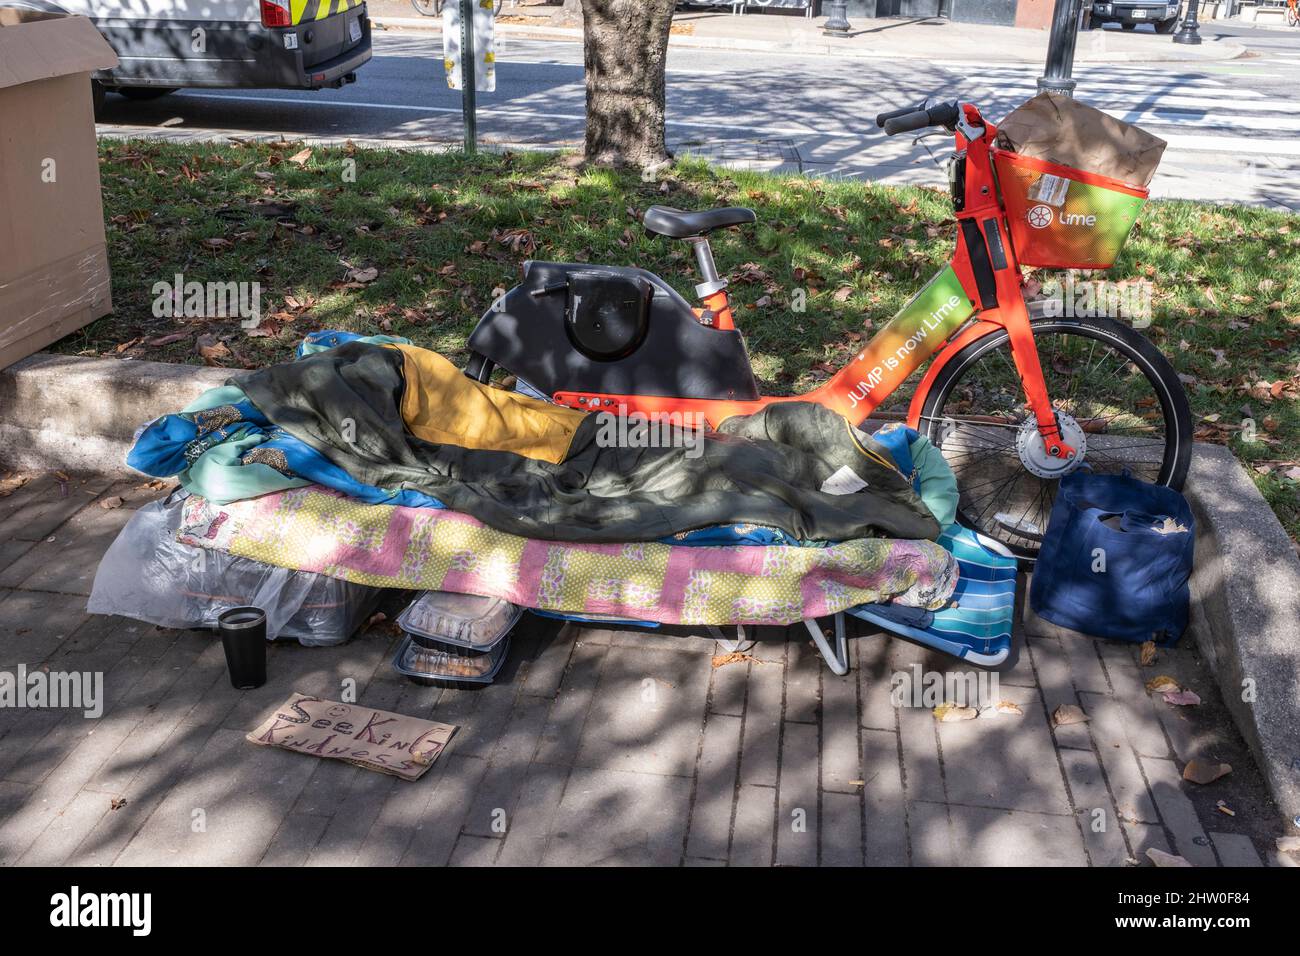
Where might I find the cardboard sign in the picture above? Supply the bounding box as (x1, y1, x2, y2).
(247, 693, 457, 781)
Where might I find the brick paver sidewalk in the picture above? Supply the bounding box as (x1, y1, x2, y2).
(0, 473, 1286, 866)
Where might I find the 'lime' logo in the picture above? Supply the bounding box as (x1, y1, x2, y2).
(1027, 205, 1054, 229)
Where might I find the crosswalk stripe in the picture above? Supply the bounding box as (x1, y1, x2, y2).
(1120, 111, 1300, 133)
(983, 82, 1265, 99)
(1157, 133, 1300, 156)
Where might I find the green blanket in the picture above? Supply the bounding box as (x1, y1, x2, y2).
(236, 342, 941, 544)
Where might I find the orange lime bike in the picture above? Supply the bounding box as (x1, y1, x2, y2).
(464, 99, 1193, 560)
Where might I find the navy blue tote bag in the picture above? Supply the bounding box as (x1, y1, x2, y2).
(1030, 471, 1195, 645)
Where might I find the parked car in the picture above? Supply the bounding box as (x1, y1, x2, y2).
(7, 0, 372, 114)
(1087, 0, 1184, 32)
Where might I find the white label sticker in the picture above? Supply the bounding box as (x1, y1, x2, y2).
(1029, 173, 1069, 208)
(821, 465, 869, 496)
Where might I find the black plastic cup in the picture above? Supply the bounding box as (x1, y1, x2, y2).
(218, 606, 267, 690)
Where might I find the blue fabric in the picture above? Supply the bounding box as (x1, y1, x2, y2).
(296, 330, 412, 358)
(128, 399, 271, 478)
(871, 424, 919, 488)
(870, 423, 959, 527)
(849, 524, 1018, 665)
(128, 392, 447, 509)
(666, 524, 797, 547)
(529, 609, 661, 629)
(1030, 471, 1194, 645)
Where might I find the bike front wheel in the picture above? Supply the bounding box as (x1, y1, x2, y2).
(410, 0, 442, 16)
(918, 315, 1192, 561)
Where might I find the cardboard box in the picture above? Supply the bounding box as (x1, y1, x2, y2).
(0, 8, 118, 370)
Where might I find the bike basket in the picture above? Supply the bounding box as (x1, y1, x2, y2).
(993, 149, 1147, 269)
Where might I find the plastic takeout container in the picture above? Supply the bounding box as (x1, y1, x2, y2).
(393, 633, 510, 687)
(396, 591, 522, 651)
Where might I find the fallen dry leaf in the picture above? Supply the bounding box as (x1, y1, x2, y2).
(287, 147, 313, 166)
(1162, 690, 1202, 707)
(934, 702, 979, 722)
(1145, 675, 1180, 694)
(195, 334, 231, 366)
(146, 331, 190, 347)
(1182, 759, 1231, 785)
(1139, 641, 1157, 666)
(711, 652, 756, 669)
(109, 797, 127, 811)
(347, 266, 379, 283)
(1147, 847, 1192, 867)
(1052, 704, 1089, 727)
(98, 496, 124, 510)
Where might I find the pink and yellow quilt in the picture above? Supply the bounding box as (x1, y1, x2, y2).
(176, 486, 958, 626)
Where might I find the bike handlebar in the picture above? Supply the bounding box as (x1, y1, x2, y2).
(880, 101, 962, 137)
(874, 102, 926, 128)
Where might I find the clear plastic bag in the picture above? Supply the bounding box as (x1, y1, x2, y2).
(87, 492, 385, 646)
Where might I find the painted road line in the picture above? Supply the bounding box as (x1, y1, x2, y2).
(979, 89, 1286, 112)
(1115, 111, 1300, 133)
(1158, 134, 1300, 156)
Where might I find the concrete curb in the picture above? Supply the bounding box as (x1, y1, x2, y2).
(1184, 443, 1300, 822)
(372, 16, 1248, 63)
(0, 353, 246, 478)
(2, 355, 1296, 818)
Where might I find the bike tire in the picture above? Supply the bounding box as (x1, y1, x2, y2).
(917, 315, 1193, 562)
(410, 0, 442, 17)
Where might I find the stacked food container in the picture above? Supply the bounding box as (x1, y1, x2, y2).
(393, 591, 521, 687)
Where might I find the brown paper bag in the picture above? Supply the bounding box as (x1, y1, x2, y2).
(247, 692, 457, 781)
(996, 93, 1166, 188)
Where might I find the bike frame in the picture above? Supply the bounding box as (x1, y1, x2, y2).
(551, 104, 1076, 461)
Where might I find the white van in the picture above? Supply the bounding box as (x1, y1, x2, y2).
(8, 0, 371, 108)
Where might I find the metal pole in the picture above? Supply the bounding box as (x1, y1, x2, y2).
(1173, 0, 1203, 44)
(1037, 0, 1083, 96)
(460, 0, 477, 153)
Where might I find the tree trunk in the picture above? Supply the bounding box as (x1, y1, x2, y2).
(580, 0, 675, 169)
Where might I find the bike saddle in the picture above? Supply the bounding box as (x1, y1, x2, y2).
(643, 205, 756, 239)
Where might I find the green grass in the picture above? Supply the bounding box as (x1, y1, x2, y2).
(69, 138, 1300, 538)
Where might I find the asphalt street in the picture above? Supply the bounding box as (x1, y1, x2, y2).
(94, 21, 1300, 207)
